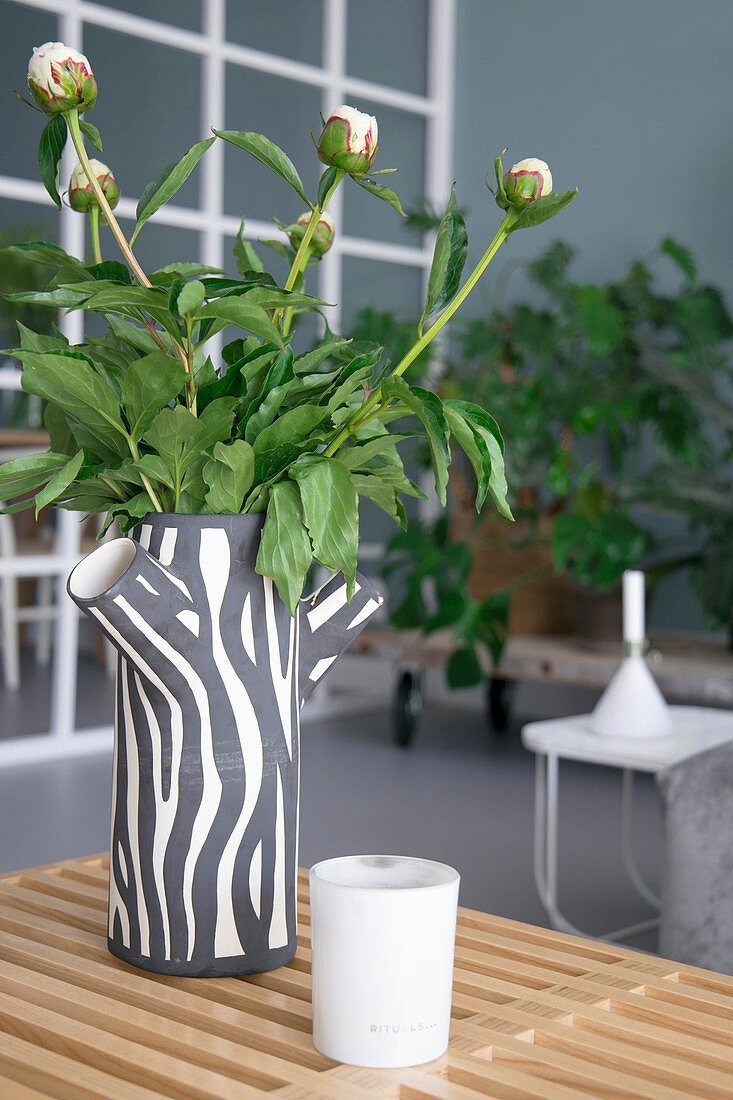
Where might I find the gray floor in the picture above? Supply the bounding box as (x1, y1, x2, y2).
(0, 656, 664, 950)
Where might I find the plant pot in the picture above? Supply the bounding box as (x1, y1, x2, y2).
(68, 513, 382, 977)
(450, 506, 575, 636)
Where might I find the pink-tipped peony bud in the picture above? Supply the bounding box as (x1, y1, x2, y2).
(288, 211, 335, 257)
(28, 42, 97, 115)
(317, 105, 378, 175)
(68, 159, 119, 213)
(501, 158, 553, 209)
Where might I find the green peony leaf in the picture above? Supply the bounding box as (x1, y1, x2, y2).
(79, 118, 103, 153)
(122, 350, 187, 440)
(20, 351, 128, 454)
(353, 176, 406, 216)
(381, 377, 450, 505)
(1, 240, 87, 276)
(256, 480, 313, 614)
(252, 404, 328, 484)
(34, 450, 85, 515)
(132, 137, 215, 243)
(214, 130, 310, 204)
(203, 439, 255, 513)
(290, 455, 359, 593)
(445, 398, 511, 519)
(418, 186, 468, 334)
(509, 189, 578, 231)
(0, 452, 69, 502)
(196, 297, 284, 349)
(38, 114, 67, 208)
(233, 219, 264, 275)
(351, 472, 407, 529)
(176, 280, 206, 317)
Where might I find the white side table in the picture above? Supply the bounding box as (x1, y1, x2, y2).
(521, 706, 733, 943)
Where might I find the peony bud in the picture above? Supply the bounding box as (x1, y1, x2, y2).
(317, 105, 378, 175)
(28, 41, 97, 115)
(501, 158, 553, 209)
(68, 159, 119, 213)
(288, 211, 335, 257)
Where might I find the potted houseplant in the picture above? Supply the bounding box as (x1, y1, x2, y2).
(2, 42, 576, 976)
(385, 235, 731, 673)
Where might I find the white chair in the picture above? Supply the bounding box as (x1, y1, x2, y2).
(0, 507, 116, 690)
(0, 506, 56, 689)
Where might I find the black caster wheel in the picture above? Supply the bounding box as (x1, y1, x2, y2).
(487, 677, 514, 734)
(393, 669, 424, 747)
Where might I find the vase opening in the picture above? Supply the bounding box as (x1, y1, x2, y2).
(68, 537, 137, 600)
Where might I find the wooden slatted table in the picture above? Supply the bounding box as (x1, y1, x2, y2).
(0, 854, 731, 1099)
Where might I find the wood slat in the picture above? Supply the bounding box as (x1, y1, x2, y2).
(0, 854, 731, 1099)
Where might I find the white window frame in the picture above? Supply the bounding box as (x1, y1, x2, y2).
(0, 0, 456, 766)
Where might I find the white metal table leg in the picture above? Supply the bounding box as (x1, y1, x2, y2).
(621, 768, 661, 909)
(35, 573, 54, 666)
(533, 752, 659, 943)
(0, 573, 20, 690)
(533, 752, 589, 937)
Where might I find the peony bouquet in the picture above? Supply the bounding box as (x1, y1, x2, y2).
(3, 42, 577, 613)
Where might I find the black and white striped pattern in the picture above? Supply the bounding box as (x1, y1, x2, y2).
(69, 514, 383, 977)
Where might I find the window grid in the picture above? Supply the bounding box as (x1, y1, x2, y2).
(0, 0, 456, 765)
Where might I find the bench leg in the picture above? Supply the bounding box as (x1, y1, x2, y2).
(393, 668, 424, 748)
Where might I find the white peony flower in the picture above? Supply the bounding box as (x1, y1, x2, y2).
(28, 41, 97, 115)
(317, 105, 378, 175)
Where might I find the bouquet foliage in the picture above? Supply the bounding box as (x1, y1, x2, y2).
(2, 43, 576, 612)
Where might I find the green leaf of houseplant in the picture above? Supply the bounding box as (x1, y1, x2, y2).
(203, 439, 255, 513)
(122, 350, 187, 440)
(353, 177, 406, 216)
(290, 455, 359, 594)
(381, 377, 451, 505)
(256, 480, 313, 615)
(447, 644, 483, 688)
(661, 236, 697, 283)
(214, 130, 310, 204)
(132, 137, 215, 243)
(418, 186, 468, 334)
(33, 450, 85, 515)
(38, 113, 67, 208)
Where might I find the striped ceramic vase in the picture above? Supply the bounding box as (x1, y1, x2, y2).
(68, 513, 383, 977)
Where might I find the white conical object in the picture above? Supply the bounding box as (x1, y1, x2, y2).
(587, 569, 673, 737)
(588, 654, 673, 737)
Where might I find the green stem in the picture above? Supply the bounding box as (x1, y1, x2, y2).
(186, 317, 197, 417)
(89, 204, 102, 264)
(66, 108, 195, 409)
(274, 170, 345, 328)
(324, 211, 518, 457)
(126, 433, 163, 513)
(282, 244, 312, 338)
(66, 109, 150, 288)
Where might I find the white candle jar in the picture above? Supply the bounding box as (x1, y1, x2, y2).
(309, 854, 460, 1068)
